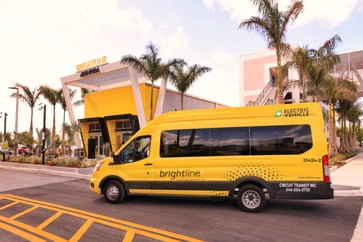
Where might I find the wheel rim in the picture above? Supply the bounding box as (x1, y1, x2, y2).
(241, 190, 261, 209)
(106, 184, 120, 200)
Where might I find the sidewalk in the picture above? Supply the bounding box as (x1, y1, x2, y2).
(0, 161, 93, 180)
(330, 153, 363, 242)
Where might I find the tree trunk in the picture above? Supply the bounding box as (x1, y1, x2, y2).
(150, 81, 154, 121)
(181, 93, 184, 110)
(301, 76, 306, 102)
(52, 105, 56, 144)
(276, 52, 284, 104)
(62, 110, 66, 153)
(328, 101, 335, 157)
(349, 122, 356, 152)
(341, 117, 351, 153)
(331, 108, 339, 154)
(29, 108, 34, 138)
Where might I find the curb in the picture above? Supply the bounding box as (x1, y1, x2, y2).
(0, 162, 92, 180)
(334, 190, 363, 197)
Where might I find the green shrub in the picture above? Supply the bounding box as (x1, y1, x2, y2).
(329, 152, 355, 167)
(8, 155, 104, 168)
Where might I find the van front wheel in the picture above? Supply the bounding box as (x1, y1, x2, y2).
(104, 180, 126, 203)
(236, 185, 266, 212)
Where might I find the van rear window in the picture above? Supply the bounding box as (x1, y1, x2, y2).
(160, 125, 312, 157)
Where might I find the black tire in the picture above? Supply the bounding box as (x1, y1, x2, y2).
(236, 184, 266, 212)
(103, 180, 126, 203)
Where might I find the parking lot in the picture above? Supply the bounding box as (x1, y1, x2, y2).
(0, 193, 202, 241)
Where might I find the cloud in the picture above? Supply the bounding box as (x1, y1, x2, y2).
(184, 47, 239, 106)
(0, 0, 155, 132)
(211, 48, 235, 67)
(0, 0, 153, 82)
(296, 0, 362, 28)
(203, 0, 363, 29)
(203, 0, 256, 22)
(159, 27, 189, 59)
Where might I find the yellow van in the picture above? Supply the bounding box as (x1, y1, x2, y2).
(90, 102, 333, 212)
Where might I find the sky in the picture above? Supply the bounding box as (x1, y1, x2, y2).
(0, 0, 363, 135)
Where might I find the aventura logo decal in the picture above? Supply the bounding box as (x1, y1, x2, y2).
(275, 107, 309, 118)
(159, 169, 201, 180)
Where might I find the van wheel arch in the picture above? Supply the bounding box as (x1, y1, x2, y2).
(233, 177, 273, 198)
(232, 177, 271, 212)
(100, 176, 128, 195)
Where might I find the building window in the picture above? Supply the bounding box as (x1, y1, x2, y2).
(116, 120, 131, 130)
(89, 123, 100, 132)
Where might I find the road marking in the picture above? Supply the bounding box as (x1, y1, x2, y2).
(0, 194, 203, 242)
(0, 221, 47, 242)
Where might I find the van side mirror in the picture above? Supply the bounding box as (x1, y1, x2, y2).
(112, 152, 123, 163)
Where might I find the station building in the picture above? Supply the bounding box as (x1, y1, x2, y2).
(61, 56, 226, 158)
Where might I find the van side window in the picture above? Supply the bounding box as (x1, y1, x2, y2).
(160, 129, 210, 157)
(120, 136, 151, 162)
(160, 127, 249, 157)
(160, 125, 312, 157)
(210, 127, 249, 155)
(250, 125, 312, 155)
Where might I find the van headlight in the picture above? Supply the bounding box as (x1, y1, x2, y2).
(93, 162, 104, 172)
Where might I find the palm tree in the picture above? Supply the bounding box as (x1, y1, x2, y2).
(306, 64, 327, 102)
(73, 88, 93, 107)
(324, 77, 357, 156)
(285, 35, 341, 103)
(169, 63, 212, 110)
(310, 34, 342, 71)
(62, 122, 80, 155)
(39, 85, 59, 143)
(336, 99, 354, 153)
(57, 88, 77, 153)
(347, 102, 363, 149)
(239, 0, 304, 104)
(10, 84, 41, 137)
(306, 35, 342, 101)
(285, 45, 313, 102)
(324, 75, 339, 156)
(121, 42, 184, 120)
(35, 127, 51, 154)
(335, 81, 358, 153)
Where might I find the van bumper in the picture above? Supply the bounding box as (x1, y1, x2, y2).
(90, 177, 102, 195)
(269, 181, 334, 199)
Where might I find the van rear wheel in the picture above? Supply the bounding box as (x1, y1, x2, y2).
(104, 180, 126, 203)
(236, 184, 266, 212)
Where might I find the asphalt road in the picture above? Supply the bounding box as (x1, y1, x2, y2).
(0, 168, 362, 242)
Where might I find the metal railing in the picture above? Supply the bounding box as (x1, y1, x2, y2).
(246, 79, 277, 106)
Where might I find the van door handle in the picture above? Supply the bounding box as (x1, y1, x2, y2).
(144, 163, 153, 166)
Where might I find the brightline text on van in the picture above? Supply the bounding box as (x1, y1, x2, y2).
(159, 169, 201, 180)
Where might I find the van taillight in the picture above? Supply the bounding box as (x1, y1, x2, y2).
(322, 155, 330, 182)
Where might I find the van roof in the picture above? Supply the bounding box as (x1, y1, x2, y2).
(148, 102, 322, 126)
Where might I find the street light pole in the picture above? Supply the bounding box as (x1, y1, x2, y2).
(8, 86, 19, 133)
(41, 105, 46, 165)
(4, 113, 6, 141)
(9, 86, 19, 155)
(0, 112, 7, 141)
(1, 112, 8, 161)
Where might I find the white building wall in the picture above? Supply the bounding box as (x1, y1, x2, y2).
(162, 89, 227, 113)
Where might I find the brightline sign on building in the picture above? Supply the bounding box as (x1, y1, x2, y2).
(76, 56, 108, 72)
